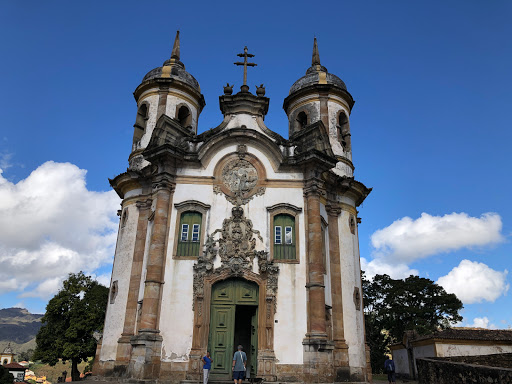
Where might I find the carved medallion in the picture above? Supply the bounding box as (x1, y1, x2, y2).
(214, 150, 266, 205)
(222, 158, 258, 193)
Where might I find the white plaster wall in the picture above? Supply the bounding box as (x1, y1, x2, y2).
(225, 114, 267, 137)
(412, 344, 436, 372)
(436, 343, 512, 357)
(160, 259, 195, 361)
(392, 349, 410, 375)
(100, 203, 139, 361)
(338, 208, 366, 369)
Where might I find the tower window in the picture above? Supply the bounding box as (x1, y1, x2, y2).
(177, 211, 202, 256)
(177, 105, 192, 128)
(133, 104, 148, 144)
(273, 214, 295, 260)
(296, 111, 308, 130)
(338, 112, 351, 151)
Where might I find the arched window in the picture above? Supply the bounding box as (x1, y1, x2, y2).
(133, 104, 148, 144)
(177, 211, 202, 257)
(337, 112, 351, 151)
(177, 105, 192, 128)
(273, 214, 296, 260)
(296, 111, 308, 130)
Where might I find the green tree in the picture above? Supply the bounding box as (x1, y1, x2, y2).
(18, 348, 34, 362)
(363, 273, 463, 373)
(34, 272, 109, 381)
(0, 365, 14, 384)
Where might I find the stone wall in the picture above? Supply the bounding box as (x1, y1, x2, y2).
(417, 354, 512, 384)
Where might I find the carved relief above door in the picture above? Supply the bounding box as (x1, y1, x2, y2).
(212, 145, 267, 205)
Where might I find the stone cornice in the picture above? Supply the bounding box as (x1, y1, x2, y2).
(325, 174, 372, 207)
(134, 78, 206, 112)
(266, 203, 303, 214)
(283, 83, 355, 113)
(219, 91, 269, 117)
(109, 171, 144, 199)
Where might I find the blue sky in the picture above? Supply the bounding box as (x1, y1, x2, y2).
(0, 1, 510, 329)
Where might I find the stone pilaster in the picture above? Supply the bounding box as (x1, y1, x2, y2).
(326, 203, 351, 381)
(128, 178, 174, 380)
(115, 198, 152, 373)
(303, 180, 333, 383)
(304, 181, 328, 341)
(156, 87, 168, 120)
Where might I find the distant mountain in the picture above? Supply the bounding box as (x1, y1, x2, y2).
(0, 308, 43, 347)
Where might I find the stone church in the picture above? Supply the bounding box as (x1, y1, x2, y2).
(94, 32, 372, 383)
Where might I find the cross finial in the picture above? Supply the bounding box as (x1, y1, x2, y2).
(234, 46, 257, 92)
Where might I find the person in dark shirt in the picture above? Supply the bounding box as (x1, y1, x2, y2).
(384, 356, 396, 384)
(202, 351, 213, 384)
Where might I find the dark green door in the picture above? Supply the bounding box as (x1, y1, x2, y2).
(209, 279, 258, 379)
(209, 304, 235, 375)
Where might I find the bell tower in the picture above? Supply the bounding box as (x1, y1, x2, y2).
(283, 38, 355, 177)
(129, 31, 205, 170)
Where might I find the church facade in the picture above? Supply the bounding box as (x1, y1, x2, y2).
(94, 32, 372, 384)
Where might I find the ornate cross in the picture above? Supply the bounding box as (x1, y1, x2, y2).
(234, 46, 257, 86)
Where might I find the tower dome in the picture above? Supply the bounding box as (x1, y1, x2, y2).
(283, 38, 355, 177)
(129, 31, 205, 169)
(289, 39, 348, 94)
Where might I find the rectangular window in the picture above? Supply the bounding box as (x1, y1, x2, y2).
(181, 224, 189, 241)
(275, 226, 282, 244)
(285, 226, 293, 244)
(192, 224, 200, 242)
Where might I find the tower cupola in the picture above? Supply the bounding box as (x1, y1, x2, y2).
(130, 31, 205, 168)
(283, 38, 355, 176)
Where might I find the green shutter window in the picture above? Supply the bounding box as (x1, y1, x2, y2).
(274, 214, 295, 260)
(177, 211, 202, 256)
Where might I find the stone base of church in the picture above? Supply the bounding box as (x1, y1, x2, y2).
(127, 330, 163, 380)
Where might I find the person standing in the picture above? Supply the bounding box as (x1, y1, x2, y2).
(384, 355, 396, 384)
(232, 344, 247, 384)
(202, 351, 213, 384)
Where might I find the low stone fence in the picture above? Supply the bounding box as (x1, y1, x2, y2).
(417, 353, 512, 384)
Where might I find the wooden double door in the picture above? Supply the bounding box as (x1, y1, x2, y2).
(209, 278, 258, 379)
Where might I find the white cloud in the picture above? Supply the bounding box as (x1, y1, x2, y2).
(0, 161, 120, 299)
(361, 257, 418, 279)
(437, 260, 509, 304)
(90, 272, 112, 288)
(0, 152, 13, 170)
(466, 317, 497, 329)
(371, 212, 503, 263)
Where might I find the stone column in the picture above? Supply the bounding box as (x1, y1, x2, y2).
(304, 182, 328, 341)
(115, 198, 152, 368)
(128, 177, 174, 380)
(326, 204, 351, 381)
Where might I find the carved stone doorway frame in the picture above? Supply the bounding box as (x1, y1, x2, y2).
(188, 269, 277, 381)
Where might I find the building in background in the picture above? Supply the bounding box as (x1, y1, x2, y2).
(391, 328, 512, 379)
(94, 32, 371, 383)
(1, 344, 15, 365)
